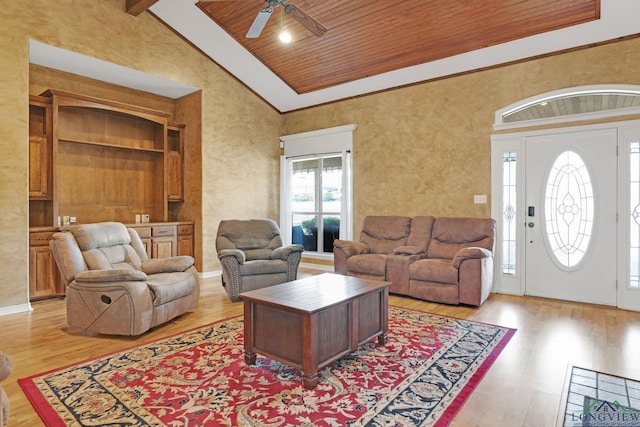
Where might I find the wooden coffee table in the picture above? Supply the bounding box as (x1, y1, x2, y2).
(239, 273, 390, 389)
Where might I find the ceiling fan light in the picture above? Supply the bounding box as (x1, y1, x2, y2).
(279, 30, 292, 43)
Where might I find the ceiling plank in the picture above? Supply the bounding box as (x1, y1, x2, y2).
(126, 0, 160, 16)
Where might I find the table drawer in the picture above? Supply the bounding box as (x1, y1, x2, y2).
(152, 225, 176, 237)
(133, 226, 151, 238)
(177, 224, 193, 235)
(30, 231, 55, 246)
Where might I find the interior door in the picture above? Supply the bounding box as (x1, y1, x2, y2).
(525, 129, 617, 305)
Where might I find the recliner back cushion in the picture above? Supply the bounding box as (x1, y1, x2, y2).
(71, 222, 143, 271)
(83, 246, 142, 271)
(360, 216, 412, 254)
(406, 216, 436, 250)
(216, 219, 283, 260)
(72, 222, 131, 251)
(427, 217, 495, 260)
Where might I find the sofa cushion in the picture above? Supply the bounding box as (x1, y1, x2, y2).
(427, 217, 495, 260)
(406, 216, 435, 250)
(216, 219, 283, 255)
(347, 253, 387, 276)
(409, 258, 459, 285)
(146, 271, 196, 306)
(71, 222, 131, 251)
(360, 216, 411, 254)
(239, 259, 288, 276)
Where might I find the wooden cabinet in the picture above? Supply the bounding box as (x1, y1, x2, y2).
(177, 223, 194, 257)
(29, 231, 62, 300)
(28, 96, 52, 200)
(129, 224, 183, 259)
(27, 89, 194, 299)
(167, 123, 184, 202)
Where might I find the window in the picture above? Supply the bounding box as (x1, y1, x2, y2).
(290, 156, 343, 253)
(494, 85, 640, 130)
(502, 151, 517, 275)
(280, 125, 355, 255)
(630, 141, 640, 287)
(544, 150, 594, 269)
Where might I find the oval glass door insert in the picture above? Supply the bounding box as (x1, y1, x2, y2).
(544, 150, 594, 269)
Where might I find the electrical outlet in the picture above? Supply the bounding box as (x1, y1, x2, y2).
(474, 194, 487, 204)
(69, 216, 77, 223)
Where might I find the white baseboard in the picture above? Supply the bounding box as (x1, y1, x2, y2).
(0, 302, 33, 316)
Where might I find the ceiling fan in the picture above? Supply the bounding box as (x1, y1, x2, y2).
(199, 0, 327, 39)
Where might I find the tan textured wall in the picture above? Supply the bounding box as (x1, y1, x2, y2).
(282, 37, 640, 236)
(0, 0, 280, 309)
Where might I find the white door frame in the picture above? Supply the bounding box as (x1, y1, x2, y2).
(491, 119, 640, 310)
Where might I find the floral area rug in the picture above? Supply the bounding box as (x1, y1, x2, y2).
(19, 307, 515, 426)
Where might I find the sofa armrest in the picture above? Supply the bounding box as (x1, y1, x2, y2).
(75, 269, 148, 283)
(392, 245, 425, 256)
(333, 240, 370, 257)
(272, 244, 304, 261)
(452, 247, 492, 269)
(218, 248, 246, 264)
(142, 256, 195, 274)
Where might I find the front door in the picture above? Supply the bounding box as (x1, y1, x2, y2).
(525, 128, 618, 305)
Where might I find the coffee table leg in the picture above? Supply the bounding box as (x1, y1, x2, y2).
(378, 331, 388, 345)
(244, 350, 256, 365)
(303, 371, 320, 390)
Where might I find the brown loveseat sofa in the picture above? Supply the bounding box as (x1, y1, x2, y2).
(334, 216, 495, 306)
(50, 222, 200, 335)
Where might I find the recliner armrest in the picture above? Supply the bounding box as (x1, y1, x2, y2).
(218, 248, 246, 264)
(452, 247, 492, 269)
(272, 244, 304, 260)
(74, 269, 148, 283)
(333, 240, 370, 257)
(142, 256, 195, 274)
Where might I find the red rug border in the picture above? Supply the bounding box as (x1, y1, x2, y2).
(18, 306, 516, 427)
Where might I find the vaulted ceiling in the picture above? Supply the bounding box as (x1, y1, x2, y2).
(195, 0, 599, 94)
(130, 0, 640, 112)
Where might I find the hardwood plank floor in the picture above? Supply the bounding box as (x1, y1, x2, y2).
(4, 269, 640, 426)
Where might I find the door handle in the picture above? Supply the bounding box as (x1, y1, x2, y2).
(528, 222, 535, 228)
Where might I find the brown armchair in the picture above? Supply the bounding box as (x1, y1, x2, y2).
(216, 219, 304, 301)
(50, 222, 199, 336)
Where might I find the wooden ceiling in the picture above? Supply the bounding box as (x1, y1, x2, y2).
(194, 0, 600, 95)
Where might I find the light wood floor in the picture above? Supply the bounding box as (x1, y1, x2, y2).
(5, 269, 640, 426)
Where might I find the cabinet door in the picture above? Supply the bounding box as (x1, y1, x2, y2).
(29, 135, 50, 199)
(167, 151, 183, 201)
(140, 237, 153, 259)
(177, 224, 194, 257)
(153, 236, 176, 259)
(177, 234, 194, 257)
(29, 246, 61, 300)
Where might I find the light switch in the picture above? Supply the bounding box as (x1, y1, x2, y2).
(474, 194, 487, 204)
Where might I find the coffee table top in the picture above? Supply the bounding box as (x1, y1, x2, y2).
(239, 273, 391, 313)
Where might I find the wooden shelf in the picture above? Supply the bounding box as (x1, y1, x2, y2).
(58, 137, 165, 153)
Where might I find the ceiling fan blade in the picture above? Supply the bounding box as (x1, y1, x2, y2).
(284, 4, 327, 37)
(246, 8, 273, 38)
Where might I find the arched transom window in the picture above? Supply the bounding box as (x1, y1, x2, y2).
(494, 85, 640, 130)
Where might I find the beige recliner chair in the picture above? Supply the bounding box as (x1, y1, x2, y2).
(50, 222, 200, 336)
(216, 219, 304, 301)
